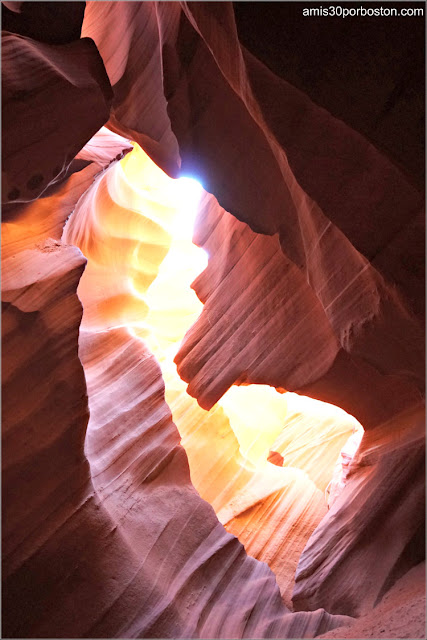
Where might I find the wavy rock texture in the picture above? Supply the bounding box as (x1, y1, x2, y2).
(1, 59, 351, 640)
(293, 405, 425, 616)
(176, 196, 423, 428)
(2, 1, 425, 638)
(164, 375, 330, 610)
(317, 562, 425, 639)
(78, 326, 350, 639)
(81, 1, 182, 176)
(233, 3, 425, 193)
(175, 179, 425, 619)
(64, 141, 368, 611)
(2, 29, 112, 204)
(165, 2, 424, 619)
(171, 4, 425, 323)
(4, 238, 347, 639)
(2, 135, 134, 637)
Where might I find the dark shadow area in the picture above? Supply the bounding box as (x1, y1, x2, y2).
(234, 1, 425, 190)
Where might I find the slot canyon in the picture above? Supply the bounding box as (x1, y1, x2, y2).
(1, 2, 425, 639)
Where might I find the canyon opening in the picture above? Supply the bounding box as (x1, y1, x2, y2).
(2, 2, 425, 640)
(63, 141, 365, 608)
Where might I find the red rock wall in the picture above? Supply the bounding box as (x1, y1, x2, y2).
(2, 1, 424, 637)
(1, 157, 350, 639)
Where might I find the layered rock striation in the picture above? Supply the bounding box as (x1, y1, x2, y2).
(2, 2, 425, 638)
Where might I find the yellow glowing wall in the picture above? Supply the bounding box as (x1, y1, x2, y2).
(64, 140, 362, 519)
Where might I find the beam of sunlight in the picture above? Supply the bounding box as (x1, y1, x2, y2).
(64, 140, 363, 519)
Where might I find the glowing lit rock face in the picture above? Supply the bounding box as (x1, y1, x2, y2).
(64, 142, 363, 603)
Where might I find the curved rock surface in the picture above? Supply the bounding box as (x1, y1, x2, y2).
(293, 406, 425, 617)
(81, 1, 182, 176)
(2, 1, 425, 638)
(1, 145, 351, 636)
(317, 562, 425, 639)
(63, 140, 360, 610)
(174, 174, 424, 619)
(1, 54, 351, 640)
(79, 326, 350, 638)
(2, 30, 112, 204)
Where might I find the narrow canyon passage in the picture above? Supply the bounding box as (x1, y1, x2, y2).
(2, 3, 424, 637)
(64, 139, 364, 606)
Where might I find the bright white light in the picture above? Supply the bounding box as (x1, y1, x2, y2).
(170, 177, 204, 240)
(177, 176, 204, 195)
(68, 141, 365, 525)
